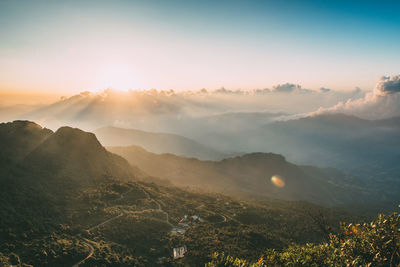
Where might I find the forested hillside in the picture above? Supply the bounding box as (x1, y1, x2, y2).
(0, 121, 365, 266)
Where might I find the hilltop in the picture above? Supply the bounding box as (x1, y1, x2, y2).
(24, 126, 136, 183)
(0, 120, 53, 162)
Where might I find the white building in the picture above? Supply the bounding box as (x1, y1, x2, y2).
(173, 245, 187, 259)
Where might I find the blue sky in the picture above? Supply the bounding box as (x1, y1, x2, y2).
(0, 0, 399, 93)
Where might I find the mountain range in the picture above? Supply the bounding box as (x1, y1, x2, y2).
(107, 145, 378, 207)
(0, 120, 363, 266)
(95, 126, 227, 160)
(3, 90, 398, 186)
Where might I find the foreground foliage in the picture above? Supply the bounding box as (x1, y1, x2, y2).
(0, 177, 360, 266)
(206, 210, 400, 266)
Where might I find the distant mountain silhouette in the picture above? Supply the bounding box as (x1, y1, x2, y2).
(271, 113, 400, 170)
(185, 113, 400, 200)
(189, 113, 400, 167)
(108, 145, 372, 206)
(95, 126, 227, 160)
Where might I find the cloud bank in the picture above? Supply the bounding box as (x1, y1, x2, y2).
(310, 75, 400, 119)
(0, 81, 370, 130)
(272, 83, 313, 93)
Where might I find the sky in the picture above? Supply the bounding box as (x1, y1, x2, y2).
(0, 0, 400, 95)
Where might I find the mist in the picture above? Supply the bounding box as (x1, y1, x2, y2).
(2, 0, 400, 265)
(1, 76, 399, 179)
(0, 84, 366, 131)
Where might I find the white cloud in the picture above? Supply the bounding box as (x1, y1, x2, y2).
(375, 75, 400, 95)
(310, 75, 400, 119)
(272, 83, 313, 93)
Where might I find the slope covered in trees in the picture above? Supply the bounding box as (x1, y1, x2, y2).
(0, 120, 368, 266)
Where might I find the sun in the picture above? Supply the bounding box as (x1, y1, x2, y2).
(97, 64, 137, 92)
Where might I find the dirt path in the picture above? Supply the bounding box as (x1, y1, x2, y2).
(141, 187, 174, 227)
(72, 184, 238, 266)
(72, 241, 94, 267)
(195, 204, 241, 224)
(71, 186, 133, 267)
(207, 209, 227, 224)
(72, 185, 177, 266)
(87, 213, 124, 232)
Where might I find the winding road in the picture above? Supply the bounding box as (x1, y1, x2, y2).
(72, 186, 134, 267)
(72, 241, 94, 267)
(141, 187, 174, 227)
(72, 185, 174, 266)
(72, 184, 233, 266)
(87, 213, 124, 232)
(195, 204, 235, 224)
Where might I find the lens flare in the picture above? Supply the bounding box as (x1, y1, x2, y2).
(271, 175, 285, 188)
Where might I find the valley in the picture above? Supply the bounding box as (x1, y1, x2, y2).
(1, 2, 400, 265)
(0, 120, 370, 266)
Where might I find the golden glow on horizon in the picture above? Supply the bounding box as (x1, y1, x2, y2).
(271, 175, 285, 188)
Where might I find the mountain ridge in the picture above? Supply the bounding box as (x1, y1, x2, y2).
(23, 125, 137, 184)
(0, 120, 53, 163)
(95, 126, 227, 160)
(107, 145, 375, 207)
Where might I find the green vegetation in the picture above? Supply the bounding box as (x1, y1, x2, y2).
(0, 177, 364, 266)
(0, 121, 396, 266)
(206, 210, 400, 266)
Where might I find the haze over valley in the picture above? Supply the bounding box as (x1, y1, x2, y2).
(1, 0, 399, 266)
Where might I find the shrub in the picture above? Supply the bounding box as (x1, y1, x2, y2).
(207, 210, 400, 266)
